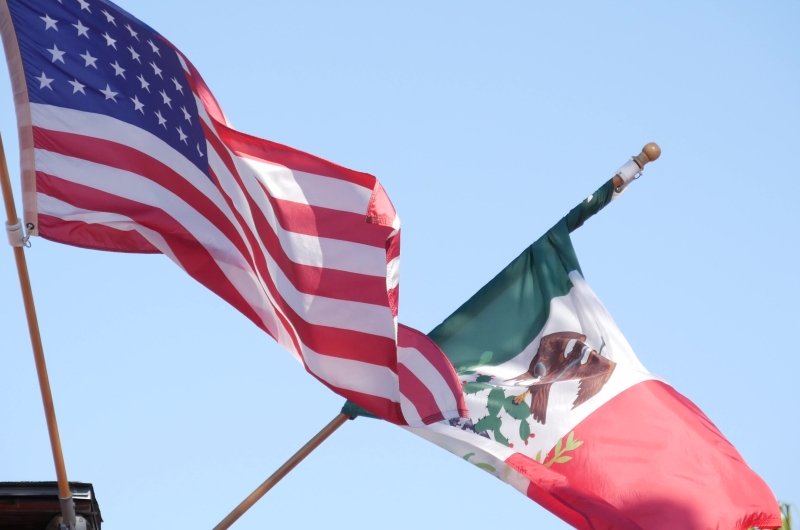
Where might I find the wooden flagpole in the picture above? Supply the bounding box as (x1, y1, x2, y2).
(0, 134, 78, 529)
(213, 412, 351, 530)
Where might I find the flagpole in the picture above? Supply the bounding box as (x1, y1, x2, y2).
(611, 142, 661, 191)
(0, 134, 78, 529)
(213, 412, 351, 530)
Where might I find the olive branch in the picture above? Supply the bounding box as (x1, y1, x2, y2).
(536, 431, 583, 467)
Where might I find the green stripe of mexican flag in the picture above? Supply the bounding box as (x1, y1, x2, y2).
(348, 179, 781, 529)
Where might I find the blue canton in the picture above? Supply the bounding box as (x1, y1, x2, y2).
(7, 0, 209, 174)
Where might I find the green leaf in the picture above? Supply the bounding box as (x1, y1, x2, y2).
(552, 455, 573, 465)
(555, 437, 563, 456)
(476, 462, 497, 474)
(519, 419, 531, 440)
(565, 431, 583, 451)
(463, 452, 475, 462)
(476, 374, 492, 383)
(474, 415, 500, 433)
(535, 450, 543, 462)
(567, 439, 584, 451)
(494, 430, 509, 446)
(486, 387, 505, 416)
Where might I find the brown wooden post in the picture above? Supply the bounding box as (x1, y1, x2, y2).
(0, 134, 77, 529)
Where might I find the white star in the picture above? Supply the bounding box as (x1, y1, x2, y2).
(110, 60, 125, 78)
(131, 94, 145, 113)
(127, 45, 141, 63)
(100, 83, 118, 101)
(77, 0, 91, 12)
(196, 144, 204, 157)
(79, 50, 97, 68)
(176, 125, 188, 144)
(47, 44, 66, 64)
(125, 23, 139, 41)
(73, 20, 89, 38)
(137, 73, 150, 92)
(40, 14, 58, 31)
(101, 9, 116, 26)
(68, 78, 86, 94)
(147, 39, 160, 56)
(102, 32, 116, 49)
(155, 110, 167, 128)
(159, 89, 172, 108)
(171, 77, 184, 94)
(150, 61, 162, 79)
(180, 106, 192, 123)
(36, 72, 54, 90)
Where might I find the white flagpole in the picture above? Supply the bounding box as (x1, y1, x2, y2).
(0, 133, 78, 530)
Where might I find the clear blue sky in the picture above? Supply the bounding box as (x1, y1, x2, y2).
(1, 1, 798, 528)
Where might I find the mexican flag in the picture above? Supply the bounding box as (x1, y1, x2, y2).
(401, 180, 781, 529)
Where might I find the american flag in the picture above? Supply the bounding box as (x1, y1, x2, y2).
(0, 0, 466, 426)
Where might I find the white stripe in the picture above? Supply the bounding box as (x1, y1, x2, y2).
(386, 255, 400, 291)
(35, 150, 395, 338)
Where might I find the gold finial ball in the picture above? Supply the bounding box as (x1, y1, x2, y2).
(642, 142, 661, 163)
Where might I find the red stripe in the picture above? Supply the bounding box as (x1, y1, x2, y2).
(37, 173, 398, 365)
(34, 128, 392, 307)
(386, 231, 401, 263)
(366, 180, 397, 228)
(387, 285, 399, 318)
(216, 121, 377, 189)
(270, 198, 392, 247)
(324, 383, 404, 425)
(37, 214, 159, 253)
